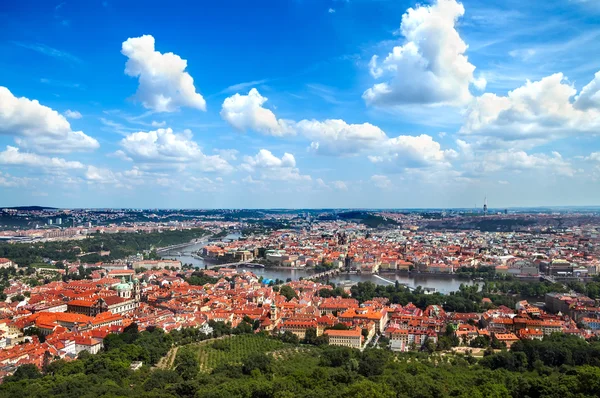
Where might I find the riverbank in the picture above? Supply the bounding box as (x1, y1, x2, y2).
(162, 246, 479, 293)
(156, 233, 212, 253)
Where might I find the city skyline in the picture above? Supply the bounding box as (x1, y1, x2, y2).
(2, 0, 600, 208)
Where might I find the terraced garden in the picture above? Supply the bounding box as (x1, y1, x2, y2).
(175, 334, 297, 372)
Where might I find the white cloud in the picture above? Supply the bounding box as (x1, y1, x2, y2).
(0, 171, 32, 187)
(587, 152, 600, 162)
(461, 72, 600, 149)
(368, 134, 456, 171)
(64, 109, 82, 119)
(0, 146, 85, 170)
(84, 166, 156, 187)
(85, 166, 119, 184)
(219, 88, 456, 169)
(368, 55, 383, 79)
(575, 70, 600, 111)
(123, 167, 145, 178)
(296, 119, 387, 156)
(221, 89, 294, 136)
(242, 175, 262, 185)
(213, 149, 239, 161)
(218, 86, 456, 175)
(462, 149, 575, 177)
(241, 149, 310, 181)
(242, 149, 296, 170)
(0, 86, 99, 153)
(332, 181, 348, 191)
(120, 128, 199, 162)
(316, 178, 329, 189)
(122, 35, 206, 112)
(118, 128, 232, 172)
(151, 120, 166, 127)
(264, 168, 311, 181)
(328, 8, 336, 13)
(363, 0, 484, 107)
(508, 48, 537, 61)
(182, 176, 225, 192)
(371, 175, 392, 189)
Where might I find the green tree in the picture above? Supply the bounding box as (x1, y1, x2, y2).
(358, 349, 389, 377)
(279, 285, 298, 301)
(280, 331, 299, 344)
(174, 348, 199, 381)
(242, 352, 272, 375)
(5, 364, 41, 382)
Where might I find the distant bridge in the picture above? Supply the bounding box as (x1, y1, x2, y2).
(540, 274, 589, 283)
(205, 261, 265, 269)
(540, 275, 557, 283)
(373, 274, 418, 291)
(156, 238, 207, 253)
(310, 269, 341, 280)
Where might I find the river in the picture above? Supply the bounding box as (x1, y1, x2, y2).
(162, 234, 475, 294)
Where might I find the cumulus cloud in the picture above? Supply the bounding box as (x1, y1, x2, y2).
(64, 109, 82, 119)
(0, 146, 85, 170)
(461, 146, 575, 177)
(242, 149, 296, 170)
(368, 134, 456, 171)
(575, 70, 600, 111)
(221, 89, 294, 136)
(586, 152, 600, 162)
(296, 119, 387, 156)
(85, 166, 120, 184)
(122, 35, 206, 112)
(219, 88, 455, 167)
(241, 149, 310, 181)
(363, 0, 484, 107)
(219, 87, 456, 173)
(0, 86, 99, 153)
(461, 72, 600, 149)
(84, 166, 158, 187)
(118, 128, 232, 172)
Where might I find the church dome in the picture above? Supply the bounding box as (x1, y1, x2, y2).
(115, 277, 132, 291)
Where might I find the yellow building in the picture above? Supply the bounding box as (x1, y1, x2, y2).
(324, 327, 363, 349)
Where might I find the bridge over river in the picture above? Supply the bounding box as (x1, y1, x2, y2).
(204, 262, 265, 269)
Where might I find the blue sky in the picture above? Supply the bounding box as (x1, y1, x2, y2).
(1, 0, 600, 209)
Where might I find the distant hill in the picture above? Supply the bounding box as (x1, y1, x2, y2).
(2, 206, 58, 211)
(330, 211, 400, 228)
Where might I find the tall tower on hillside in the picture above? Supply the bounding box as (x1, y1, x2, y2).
(270, 302, 279, 323)
(483, 196, 488, 216)
(133, 276, 141, 303)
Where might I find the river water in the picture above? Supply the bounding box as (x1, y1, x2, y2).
(163, 235, 474, 294)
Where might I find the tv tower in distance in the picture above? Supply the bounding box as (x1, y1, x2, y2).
(483, 196, 488, 216)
